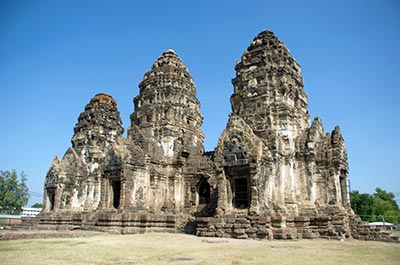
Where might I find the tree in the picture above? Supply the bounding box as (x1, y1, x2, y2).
(350, 187, 400, 223)
(0, 170, 30, 215)
(350, 190, 377, 221)
(31, 203, 43, 208)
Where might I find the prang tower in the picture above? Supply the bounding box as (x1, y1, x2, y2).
(213, 30, 350, 218)
(128, 49, 204, 160)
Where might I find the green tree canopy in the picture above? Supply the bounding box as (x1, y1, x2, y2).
(0, 170, 30, 215)
(31, 203, 43, 208)
(350, 187, 400, 223)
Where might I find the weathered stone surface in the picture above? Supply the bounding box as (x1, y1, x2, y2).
(128, 49, 204, 159)
(72, 93, 124, 151)
(33, 30, 397, 242)
(40, 50, 215, 233)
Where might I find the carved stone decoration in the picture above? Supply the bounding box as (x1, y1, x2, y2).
(72, 93, 124, 152)
(34, 31, 398, 242)
(128, 49, 205, 161)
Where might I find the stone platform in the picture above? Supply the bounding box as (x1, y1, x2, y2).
(27, 212, 181, 234)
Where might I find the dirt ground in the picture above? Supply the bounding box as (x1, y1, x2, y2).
(0, 230, 399, 265)
(0, 229, 102, 240)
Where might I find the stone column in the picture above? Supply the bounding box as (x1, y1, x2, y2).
(120, 180, 126, 209)
(99, 178, 107, 209)
(54, 184, 63, 211)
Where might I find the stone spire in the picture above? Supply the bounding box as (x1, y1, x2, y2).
(128, 50, 204, 159)
(72, 93, 124, 153)
(231, 30, 309, 139)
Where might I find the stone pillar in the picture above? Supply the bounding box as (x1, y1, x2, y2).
(99, 178, 107, 209)
(53, 184, 63, 211)
(249, 165, 260, 215)
(216, 171, 229, 213)
(120, 180, 126, 209)
(340, 172, 350, 208)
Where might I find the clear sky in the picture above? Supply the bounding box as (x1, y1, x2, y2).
(1, 0, 399, 206)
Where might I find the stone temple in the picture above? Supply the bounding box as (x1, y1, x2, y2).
(34, 30, 394, 240)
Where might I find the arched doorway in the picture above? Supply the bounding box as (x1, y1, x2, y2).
(46, 187, 56, 211)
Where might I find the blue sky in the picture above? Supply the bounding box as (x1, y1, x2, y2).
(0, 0, 399, 206)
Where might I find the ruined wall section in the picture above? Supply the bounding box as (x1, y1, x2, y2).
(295, 118, 350, 215)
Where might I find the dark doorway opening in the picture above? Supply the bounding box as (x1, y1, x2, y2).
(198, 179, 210, 205)
(47, 188, 55, 211)
(234, 178, 249, 209)
(111, 180, 121, 209)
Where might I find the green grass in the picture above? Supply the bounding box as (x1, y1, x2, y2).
(0, 233, 399, 265)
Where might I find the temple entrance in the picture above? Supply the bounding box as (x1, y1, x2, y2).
(233, 177, 249, 209)
(225, 165, 252, 211)
(111, 180, 121, 209)
(47, 188, 55, 211)
(198, 178, 210, 205)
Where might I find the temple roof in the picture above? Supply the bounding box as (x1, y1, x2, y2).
(139, 49, 196, 94)
(88, 93, 117, 109)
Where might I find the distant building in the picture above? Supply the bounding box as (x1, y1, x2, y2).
(369, 222, 394, 230)
(0, 208, 41, 227)
(21, 207, 42, 217)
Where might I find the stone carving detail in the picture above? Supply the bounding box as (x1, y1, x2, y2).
(128, 49, 204, 160)
(72, 93, 124, 151)
(36, 31, 397, 242)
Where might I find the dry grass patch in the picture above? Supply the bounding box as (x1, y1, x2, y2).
(0, 232, 399, 265)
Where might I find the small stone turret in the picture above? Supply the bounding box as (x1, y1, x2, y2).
(72, 93, 124, 153)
